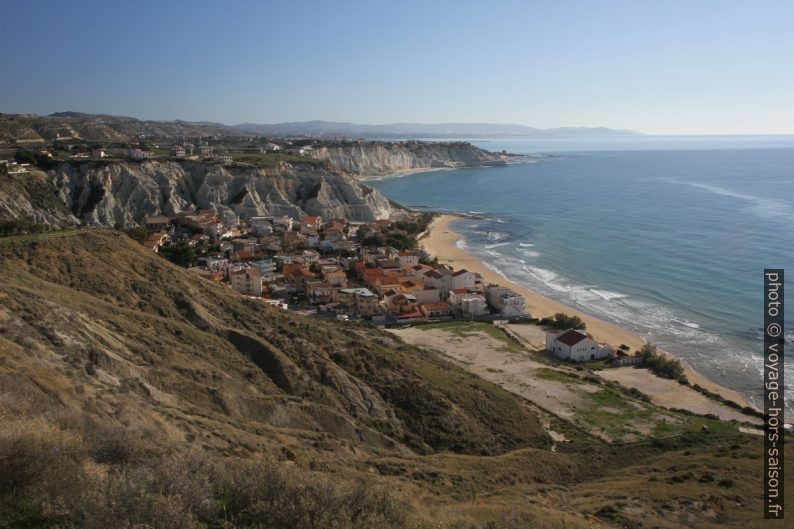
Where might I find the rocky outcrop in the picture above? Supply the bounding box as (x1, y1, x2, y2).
(45, 159, 392, 227)
(0, 168, 79, 226)
(312, 141, 507, 177)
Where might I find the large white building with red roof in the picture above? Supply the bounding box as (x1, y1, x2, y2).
(545, 329, 611, 362)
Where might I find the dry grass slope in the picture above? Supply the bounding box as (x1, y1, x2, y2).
(0, 230, 790, 528)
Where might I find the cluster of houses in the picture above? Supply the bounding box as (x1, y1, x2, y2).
(128, 139, 313, 164)
(349, 247, 527, 322)
(139, 210, 529, 325)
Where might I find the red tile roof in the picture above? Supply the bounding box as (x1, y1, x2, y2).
(396, 310, 423, 319)
(451, 288, 468, 295)
(422, 302, 450, 311)
(555, 329, 588, 347)
(452, 269, 470, 277)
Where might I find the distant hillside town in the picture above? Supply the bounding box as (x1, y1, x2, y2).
(132, 209, 531, 327)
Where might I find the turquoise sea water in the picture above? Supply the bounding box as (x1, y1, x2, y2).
(369, 136, 794, 415)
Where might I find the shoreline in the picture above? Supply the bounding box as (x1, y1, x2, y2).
(421, 214, 754, 409)
(359, 167, 456, 182)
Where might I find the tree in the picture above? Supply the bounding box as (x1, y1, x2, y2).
(158, 242, 196, 267)
(638, 343, 687, 382)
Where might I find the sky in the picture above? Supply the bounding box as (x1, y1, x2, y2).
(1, 0, 793, 134)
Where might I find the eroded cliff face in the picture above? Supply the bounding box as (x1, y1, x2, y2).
(0, 142, 507, 228)
(312, 141, 506, 177)
(47, 160, 393, 227)
(0, 168, 79, 226)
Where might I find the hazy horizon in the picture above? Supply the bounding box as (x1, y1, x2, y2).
(2, 0, 793, 135)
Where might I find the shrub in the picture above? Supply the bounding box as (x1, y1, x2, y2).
(0, 420, 86, 528)
(638, 344, 687, 383)
(539, 312, 587, 331)
(212, 458, 409, 529)
(0, 220, 52, 237)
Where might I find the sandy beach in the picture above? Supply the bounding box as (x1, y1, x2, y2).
(422, 214, 753, 408)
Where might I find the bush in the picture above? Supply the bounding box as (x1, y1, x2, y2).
(0, 220, 52, 237)
(125, 226, 150, 242)
(211, 458, 409, 529)
(0, 413, 412, 529)
(158, 241, 197, 267)
(539, 312, 586, 331)
(638, 344, 687, 383)
(0, 420, 86, 528)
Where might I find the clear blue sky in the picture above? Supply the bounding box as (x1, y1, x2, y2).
(2, 0, 792, 134)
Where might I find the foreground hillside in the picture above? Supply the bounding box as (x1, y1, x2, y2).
(0, 230, 790, 528)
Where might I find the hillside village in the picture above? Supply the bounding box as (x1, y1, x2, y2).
(3, 132, 626, 366)
(1, 127, 489, 172)
(134, 209, 534, 327)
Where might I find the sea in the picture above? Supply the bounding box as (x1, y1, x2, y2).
(368, 135, 794, 416)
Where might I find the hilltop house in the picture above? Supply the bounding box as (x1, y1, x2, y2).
(545, 329, 611, 362)
(128, 149, 152, 159)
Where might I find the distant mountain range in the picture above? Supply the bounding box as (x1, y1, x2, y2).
(0, 112, 640, 143)
(234, 120, 641, 138)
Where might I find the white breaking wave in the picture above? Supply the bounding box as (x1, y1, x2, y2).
(672, 318, 701, 329)
(484, 242, 510, 249)
(518, 243, 534, 247)
(486, 231, 510, 241)
(590, 289, 629, 301)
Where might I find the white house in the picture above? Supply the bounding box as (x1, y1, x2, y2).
(485, 285, 526, 318)
(423, 268, 453, 297)
(448, 288, 489, 317)
(127, 149, 151, 159)
(545, 329, 611, 362)
(411, 287, 441, 305)
(396, 250, 420, 267)
(451, 269, 477, 291)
